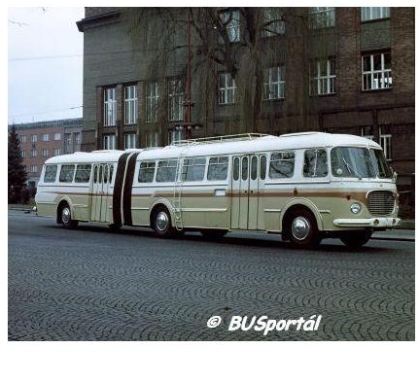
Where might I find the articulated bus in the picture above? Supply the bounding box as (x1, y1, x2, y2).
(35, 132, 400, 248)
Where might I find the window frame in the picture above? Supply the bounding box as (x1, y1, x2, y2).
(310, 57, 336, 96)
(263, 66, 286, 100)
(124, 85, 138, 125)
(104, 87, 117, 127)
(309, 7, 335, 29)
(362, 51, 392, 91)
(361, 7, 390, 22)
(146, 81, 159, 123)
(218, 73, 237, 105)
(219, 9, 240, 43)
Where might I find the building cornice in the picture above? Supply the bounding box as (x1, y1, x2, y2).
(77, 10, 121, 32)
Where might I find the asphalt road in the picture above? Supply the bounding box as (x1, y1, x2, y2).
(8, 210, 415, 341)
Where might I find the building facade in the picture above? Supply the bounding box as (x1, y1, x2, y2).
(77, 7, 414, 179)
(11, 118, 83, 188)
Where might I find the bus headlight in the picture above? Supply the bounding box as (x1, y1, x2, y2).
(350, 203, 362, 214)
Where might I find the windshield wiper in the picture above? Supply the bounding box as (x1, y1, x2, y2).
(343, 158, 362, 179)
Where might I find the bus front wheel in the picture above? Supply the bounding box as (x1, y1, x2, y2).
(59, 203, 78, 229)
(284, 208, 321, 249)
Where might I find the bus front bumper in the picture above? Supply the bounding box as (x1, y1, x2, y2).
(333, 217, 401, 228)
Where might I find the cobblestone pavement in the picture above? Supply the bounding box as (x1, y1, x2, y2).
(8, 211, 414, 341)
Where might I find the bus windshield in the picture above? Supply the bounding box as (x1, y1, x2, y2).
(331, 147, 393, 179)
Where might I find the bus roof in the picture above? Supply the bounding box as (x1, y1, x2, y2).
(139, 132, 382, 160)
(44, 150, 127, 164)
(43, 132, 381, 164)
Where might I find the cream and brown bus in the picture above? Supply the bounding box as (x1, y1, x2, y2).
(35, 132, 400, 248)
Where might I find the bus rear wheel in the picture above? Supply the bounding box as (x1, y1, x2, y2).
(59, 203, 78, 229)
(340, 230, 372, 248)
(152, 206, 175, 238)
(284, 208, 320, 249)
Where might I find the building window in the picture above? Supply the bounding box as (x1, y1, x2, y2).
(30, 134, 37, 143)
(19, 135, 27, 143)
(30, 149, 37, 158)
(310, 57, 336, 95)
(74, 132, 81, 150)
(103, 135, 116, 150)
(124, 133, 137, 149)
(219, 73, 237, 105)
(41, 149, 49, 158)
(379, 127, 392, 160)
(168, 79, 185, 122)
(219, 9, 240, 43)
(309, 7, 335, 29)
(263, 66, 285, 100)
(104, 87, 117, 126)
(168, 129, 184, 145)
(360, 127, 374, 141)
(64, 133, 72, 154)
(145, 131, 160, 148)
(146, 82, 159, 123)
(361, 7, 390, 22)
(362, 52, 392, 91)
(53, 148, 61, 156)
(261, 9, 285, 37)
(53, 132, 61, 141)
(42, 134, 49, 142)
(124, 85, 138, 125)
(29, 165, 38, 173)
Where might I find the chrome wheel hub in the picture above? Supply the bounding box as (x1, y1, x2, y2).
(291, 217, 310, 241)
(156, 211, 169, 232)
(62, 207, 71, 225)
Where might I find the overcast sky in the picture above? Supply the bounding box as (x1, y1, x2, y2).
(8, 7, 85, 125)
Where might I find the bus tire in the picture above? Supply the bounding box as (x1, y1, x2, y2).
(340, 230, 372, 248)
(152, 206, 175, 238)
(284, 208, 320, 249)
(59, 203, 78, 229)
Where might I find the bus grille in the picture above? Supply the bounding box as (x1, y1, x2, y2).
(367, 191, 395, 216)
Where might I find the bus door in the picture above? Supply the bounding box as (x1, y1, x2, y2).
(91, 163, 112, 222)
(231, 155, 261, 230)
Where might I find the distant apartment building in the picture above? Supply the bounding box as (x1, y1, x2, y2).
(76, 7, 414, 180)
(11, 118, 82, 188)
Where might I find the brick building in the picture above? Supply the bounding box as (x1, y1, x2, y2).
(76, 7, 414, 179)
(11, 118, 83, 188)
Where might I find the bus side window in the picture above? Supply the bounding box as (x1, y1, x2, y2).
(303, 149, 328, 178)
(233, 157, 240, 181)
(103, 164, 108, 184)
(207, 157, 228, 181)
(75, 164, 92, 183)
(156, 160, 177, 182)
(59, 164, 75, 183)
(44, 165, 58, 183)
(138, 161, 156, 183)
(251, 156, 258, 180)
(182, 157, 206, 182)
(260, 155, 267, 180)
(269, 151, 295, 179)
(109, 165, 114, 184)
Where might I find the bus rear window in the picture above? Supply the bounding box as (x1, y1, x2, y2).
(44, 165, 57, 183)
(59, 165, 75, 183)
